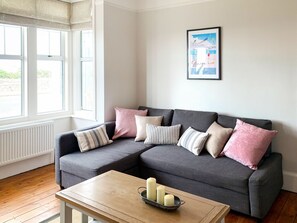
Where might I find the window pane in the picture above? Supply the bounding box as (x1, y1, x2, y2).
(50, 31, 60, 55)
(81, 61, 94, 111)
(5, 26, 21, 55)
(0, 60, 22, 118)
(37, 61, 63, 113)
(37, 29, 49, 55)
(81, 31, 92, 58)
(37, 29, 61, 56)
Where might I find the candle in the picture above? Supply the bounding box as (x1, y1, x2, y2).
(146, 177, 157, 201)
(157, 185, 165, 205)
(164, 194, 174, 206)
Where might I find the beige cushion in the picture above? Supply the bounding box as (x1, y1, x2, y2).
(135, 115, 163, 141)
(205, 122, 233, 158)
(144, 124, 181, 145)
(177, 127, 209, 155)
(74, 125, 113, 152)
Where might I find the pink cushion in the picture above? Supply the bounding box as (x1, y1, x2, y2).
(112, 107, 147, 140)
(220, 119, 277, 170)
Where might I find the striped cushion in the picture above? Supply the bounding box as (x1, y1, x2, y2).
(144, 124, 181, 145)
(74, 125, 113, 152)
(177, 127, 209, 155)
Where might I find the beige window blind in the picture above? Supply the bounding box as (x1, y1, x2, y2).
(0, 0, 92, 30)
(71, 0, 92, 30)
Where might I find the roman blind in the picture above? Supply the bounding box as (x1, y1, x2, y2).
(0, 0, 92, 30)
(71, 0, 92, 30)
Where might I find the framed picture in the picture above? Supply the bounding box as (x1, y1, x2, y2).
(187, 27, 221, 80)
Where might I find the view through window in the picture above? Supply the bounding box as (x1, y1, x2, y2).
(37, 29, 65, 113)
(0, 24, 23, 119)
(0, 24, 67, 121)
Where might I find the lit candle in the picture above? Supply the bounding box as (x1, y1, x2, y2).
(146, 177, 157, 201)
(164, 194, 174, 206)
(157, 185, 165, 205)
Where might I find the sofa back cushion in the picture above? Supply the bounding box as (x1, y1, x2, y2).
(139, 106, 174, 126)
(217, 114, 273, 156)
(171, 109, 218, 135)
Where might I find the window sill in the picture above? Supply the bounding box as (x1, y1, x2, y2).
(0, 111, 72, 128)
(72, 110, 96, 122)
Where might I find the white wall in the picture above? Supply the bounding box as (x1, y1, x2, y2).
(137, 0, 297, 192)
(103, 3, 138, 121)
(94, 1, 138, 122)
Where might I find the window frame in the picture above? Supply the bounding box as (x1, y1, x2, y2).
(0, 24, 71, 126)
(0, 24, 25, 120)
(37, 29, 66, 114)
(80, 30, 94, 112)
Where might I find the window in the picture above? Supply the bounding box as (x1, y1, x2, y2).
(0, 23, 68, 124)
(0, 24, 24, 119)
(37, 29, 65, 114)
(80, 30, 94, 111)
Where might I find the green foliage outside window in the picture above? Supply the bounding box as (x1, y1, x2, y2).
(0, 70, 21, 79)
(0, 69, 50, 79)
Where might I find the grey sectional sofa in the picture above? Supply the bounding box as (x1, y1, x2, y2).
(55, 106, 283, 219)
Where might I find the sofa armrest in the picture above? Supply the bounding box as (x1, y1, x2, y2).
(249, 153, 283, 219)
(55, 121, 115, 185)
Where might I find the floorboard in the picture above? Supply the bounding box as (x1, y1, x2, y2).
(0, 164, 296, 223)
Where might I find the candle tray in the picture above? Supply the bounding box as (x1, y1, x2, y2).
(137, 187, 185, 211)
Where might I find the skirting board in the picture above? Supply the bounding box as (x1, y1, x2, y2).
(0, 152, 54, 180)
(283, 171, 297, 193)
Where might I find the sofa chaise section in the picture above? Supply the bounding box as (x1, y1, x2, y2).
(60, 138, 153, 188)
(55, 122, 153, 188)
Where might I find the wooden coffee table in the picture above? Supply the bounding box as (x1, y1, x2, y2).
(56, 170, 230, 223)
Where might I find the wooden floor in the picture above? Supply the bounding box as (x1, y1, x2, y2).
(0, 165, 296, 223)
(0, 165, 60, 223)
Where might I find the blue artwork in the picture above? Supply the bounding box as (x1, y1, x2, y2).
(187, 27, 220, 79)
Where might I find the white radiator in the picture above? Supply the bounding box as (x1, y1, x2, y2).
(0, 121, 54, 166)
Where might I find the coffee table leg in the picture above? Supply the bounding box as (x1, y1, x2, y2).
(60, 201, 72, 223)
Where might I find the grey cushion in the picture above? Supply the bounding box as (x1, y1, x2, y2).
(60, 138, 153, 180)
(140, 145, 254, 194)
(171, 109, 218, 134)
(217, 115, 272, 130)
(138, 106, 174, 126)
(217, 115, 273, 156)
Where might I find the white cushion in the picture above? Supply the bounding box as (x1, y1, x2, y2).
(177, 127, 209, 155)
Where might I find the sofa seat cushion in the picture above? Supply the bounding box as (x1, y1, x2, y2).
(140, 146, 254, 194)
(60, 138, 153, 180)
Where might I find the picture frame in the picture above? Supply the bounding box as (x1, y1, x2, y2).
(187, 27, 221, 80)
